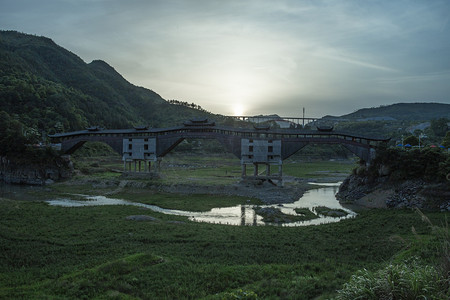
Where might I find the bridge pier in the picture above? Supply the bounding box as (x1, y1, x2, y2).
(121, 138, 159, 175)
(240, 138, 283, 186)
(241, 164, 247, 177)
(123, 159, 157, 174)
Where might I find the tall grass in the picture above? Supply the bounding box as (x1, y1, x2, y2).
(335, 209, 450, 300)
(335, 259, 445, 299)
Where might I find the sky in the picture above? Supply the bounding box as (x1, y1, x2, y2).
(1, 0, 449, 117)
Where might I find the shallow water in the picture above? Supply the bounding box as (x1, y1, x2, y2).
(46, 182, 356, 226)
(0, 182, 44, 201)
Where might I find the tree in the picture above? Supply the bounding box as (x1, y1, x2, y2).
(403, 135, 419, 146)
(442, 131, 450, 148)
(413, 129, 423, 137)
(430, 118, 449, 138)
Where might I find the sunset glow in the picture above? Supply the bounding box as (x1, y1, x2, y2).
(1, 0, 449, 116)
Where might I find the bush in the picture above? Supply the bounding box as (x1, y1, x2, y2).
(221, 289, 258, 299)
(367, 147, 449, 182)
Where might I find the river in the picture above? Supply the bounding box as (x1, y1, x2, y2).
(45, 182, 356, 226)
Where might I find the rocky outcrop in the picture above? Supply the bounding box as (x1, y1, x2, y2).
(0, 155, 73, 185)
(337, 173, 450, 211)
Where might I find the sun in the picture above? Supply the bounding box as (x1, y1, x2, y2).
(233, 104, 245, 116)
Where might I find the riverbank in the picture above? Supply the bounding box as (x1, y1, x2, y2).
(336, 148, 450, 211)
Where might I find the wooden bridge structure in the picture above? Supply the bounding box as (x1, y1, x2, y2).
(49, 119, 389, 183)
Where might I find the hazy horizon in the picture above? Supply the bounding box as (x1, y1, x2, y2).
(1, 0, 449, 117)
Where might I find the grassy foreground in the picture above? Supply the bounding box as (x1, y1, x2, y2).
(1, 155, 448, 299)
(0, 195, 447, 299)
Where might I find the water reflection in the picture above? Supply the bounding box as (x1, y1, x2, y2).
(46, 182, 356, 226)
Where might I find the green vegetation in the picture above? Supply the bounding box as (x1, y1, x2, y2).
(314, 206, 349, 217)
(403, 135, 419, 146)
(336, 211, 449, 299)
(72, 141, 119, 158)
(294, 207, 319, 221)
(1, 152, 448, 298)
(431, 118, 449, 138)
(337, 103, 450, 121)
(0, 195, 447, 299)
(363, 147, 450, 182)
(254, 207, 317, 224)
(442, 131, 450, 148)
(328, 105, 449, 147)
(283, 159, 354, 179)
(336, 260, 446, 299)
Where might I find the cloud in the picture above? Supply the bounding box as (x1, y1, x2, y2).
(1, 0, 449, 116)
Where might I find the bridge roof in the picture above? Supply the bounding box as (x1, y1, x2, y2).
(49, 124, 390, 142)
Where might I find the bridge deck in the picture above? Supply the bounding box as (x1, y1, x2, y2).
(50, 125, 389, 144)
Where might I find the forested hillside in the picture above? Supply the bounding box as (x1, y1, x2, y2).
(319, 103, 450, 145)
(0, 30, 219, 142)
(330, 103, 450, 121)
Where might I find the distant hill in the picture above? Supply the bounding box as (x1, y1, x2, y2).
(324, 103, 450, 121)
(0, 30, 223, 135)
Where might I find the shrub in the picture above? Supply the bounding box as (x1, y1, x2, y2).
(367, 147, 449, 182)
(221, 289, 258, 299)
(335, 260, 445, 300)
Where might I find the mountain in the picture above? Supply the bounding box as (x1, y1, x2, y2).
(1, 30, 448, 153)
(0, 30, 221, 136)
(324, 103, 450, 121)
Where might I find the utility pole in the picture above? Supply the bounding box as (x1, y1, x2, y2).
(302, 107, 305, 128)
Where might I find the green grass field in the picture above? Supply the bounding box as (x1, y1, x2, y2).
(0, 196, 447, 299)
(72, 153, 355, 185)
(0, 154, 448, 299)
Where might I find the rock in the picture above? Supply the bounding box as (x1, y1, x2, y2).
(338, 172, 449, 211)
(125, 215, 159, 222)
(0, 155, 73, 185)
(45, 179, 55, 185)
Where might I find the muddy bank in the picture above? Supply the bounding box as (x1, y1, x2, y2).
(64, 176, 315, 204)
(158, 181, 308, 204)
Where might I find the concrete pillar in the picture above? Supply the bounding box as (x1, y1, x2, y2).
(278, 164, 283, 177)
(123, 160, 126, 172)
(157, 158, 162, 173)
(148, 161, 151, 172)
(139, 161, 141, 172)
(241, 164, 247, 177)
(253, 163, 258, 176)
(240, 205, 245, 226)
(134, 161, 137, 172)
(144, 160, 147, 172)
(266, 164, 270, 176)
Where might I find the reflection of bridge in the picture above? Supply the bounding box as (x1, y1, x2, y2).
(49, 119, 389, 183)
